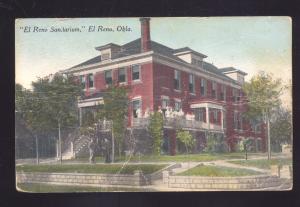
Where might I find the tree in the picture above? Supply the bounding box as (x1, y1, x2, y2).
(148, 111, 164, 155)
(243, 71, 284, 159)
(176, 129, 195, 154)
(243, 138, 253, 160)
(270, 106, 292, 152)
(15, 74, 82, 163)
(96, 85, 129, 159)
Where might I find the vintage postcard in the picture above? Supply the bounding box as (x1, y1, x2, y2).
(15, 17, 292, 192)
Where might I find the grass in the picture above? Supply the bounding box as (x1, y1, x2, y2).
(70, 152, 254, 163)
(17, 183, 153, 192)
(16, 164, 167, 175)
(178, 165, 262, 177)
(228, 158, 292, 169)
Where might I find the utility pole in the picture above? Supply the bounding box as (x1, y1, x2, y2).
(58, 121, 62, 164)
(267, 113, 271, 160)
(111, 120, 115, 163)
(35, 135, 39, 165)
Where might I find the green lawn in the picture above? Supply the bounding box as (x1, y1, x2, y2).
(228, 158, 292, 169)
(17, 183, 153, 192)
(16, 164, 167, 175)
(69, 152, 256, 163)
(178, 165, 262, 177)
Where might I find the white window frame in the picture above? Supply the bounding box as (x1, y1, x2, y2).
(200, 78, 207, 96)
(174, 70, 181, 91)
(118, 67, 127, 84)
(132, 64, 141, 82)
(189, 74, 195, 94)
(88, 73, 94, 89)
(105, 70, 113, 85)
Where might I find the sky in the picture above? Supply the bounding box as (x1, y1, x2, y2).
(15, 17, 292, 109)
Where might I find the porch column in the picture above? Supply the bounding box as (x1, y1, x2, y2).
(206, 107, 210, 129)
(79, 107, 82, 126)
(221, 109, 224, 130)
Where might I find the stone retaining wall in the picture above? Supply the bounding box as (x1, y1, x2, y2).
(16, 171, 146, 186)
(165, 173, 283, 190)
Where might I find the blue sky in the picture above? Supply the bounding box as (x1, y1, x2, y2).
(15, 17, 292, 108)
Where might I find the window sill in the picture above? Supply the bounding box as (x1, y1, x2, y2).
(119, 82, 127, 86)
(174, 89, 181, 93)
(132, 80, 142, 85)
(189, 93, 196, 96)
(84, 87, 96, 91)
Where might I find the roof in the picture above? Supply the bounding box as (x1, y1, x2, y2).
(173, 47, 207, 58)
(219, 67, 247, 75)
(66, 38, 241, 83)
(95, 43, 120, 51)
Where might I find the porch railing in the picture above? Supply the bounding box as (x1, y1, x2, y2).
(132, 117, 223, 131)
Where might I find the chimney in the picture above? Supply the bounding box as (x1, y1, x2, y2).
(140, 17, 151, 52)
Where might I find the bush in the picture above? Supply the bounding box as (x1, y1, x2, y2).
(204, 133, 228, 153)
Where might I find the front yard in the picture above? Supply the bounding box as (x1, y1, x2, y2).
(177, 165, 262, 177)
(228, 158, 292, 169)
(69, 152, 267, 163)
(16, 163, 167, 175)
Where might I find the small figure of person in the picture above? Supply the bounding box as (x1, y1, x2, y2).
(103, 138, 111, 163)
(88, 138, 96, 164)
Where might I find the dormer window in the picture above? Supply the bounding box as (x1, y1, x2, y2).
(101, 53, 110, 60)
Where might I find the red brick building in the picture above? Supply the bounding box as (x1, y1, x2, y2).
(63, 18, 265, 154)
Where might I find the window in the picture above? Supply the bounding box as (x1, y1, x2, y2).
(132, 65, 140, 81)
(223, 112, 226, 128)
(174, 100, 182, 112)
(219, 85, 226, 101)
(192, 58, 197, 65)
(102, 53, 110, 60)
(88, 73, 94, 88)
(79, 75, 85, 89)
(256, 124, 262, 133)
(189, 74, 195, 93)
(213, 110, 218, 123)
(161, 98, 169, 109)
(105, 70, 112, 85)
(132, 99, 141, 118)
(237, 90, 241, 101)
(200, 78, 207, 96)
(234, 112, 238, 129)
(212, 81, 217, 99)
(118, 68, 126, 83)
(195, 108, 205, 122)
(232, 88, 237, 102)
(174, 70, 181, 90)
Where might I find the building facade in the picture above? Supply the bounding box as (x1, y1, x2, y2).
(63, 18, 265, 155)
